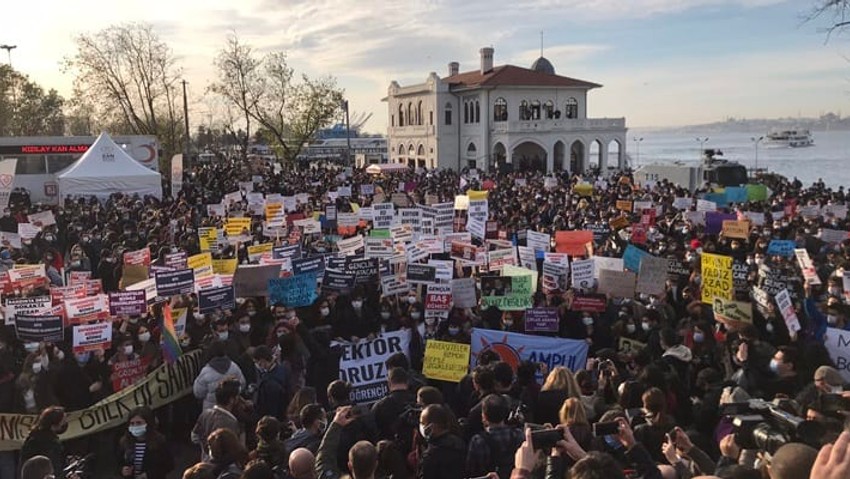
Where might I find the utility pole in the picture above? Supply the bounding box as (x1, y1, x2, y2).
(182, 80, 190, 169)
(343, 99, 352, 168)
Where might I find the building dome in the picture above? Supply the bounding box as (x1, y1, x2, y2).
(531, 56, 555, 75)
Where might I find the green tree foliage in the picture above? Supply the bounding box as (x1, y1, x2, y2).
(0, 64, 65, 136)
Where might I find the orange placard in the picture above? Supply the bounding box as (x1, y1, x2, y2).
(609, 215, 630, 230)
(554, 231, 594, 256)
(616, 200, 633, 212)
(722, 220, 750, 239)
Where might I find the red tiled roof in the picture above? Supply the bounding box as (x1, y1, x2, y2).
(443, 65, 601, 89)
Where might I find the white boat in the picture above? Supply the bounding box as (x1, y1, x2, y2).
(764, 129, 814, 148)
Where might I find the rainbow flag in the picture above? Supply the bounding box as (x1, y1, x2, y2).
(161, 304, 182, 364)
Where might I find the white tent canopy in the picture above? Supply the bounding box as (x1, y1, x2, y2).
(365, 163, 409, 175)
(56, 132, 163, 200)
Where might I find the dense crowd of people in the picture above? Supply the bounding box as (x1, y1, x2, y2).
(3, 158, 850, 479)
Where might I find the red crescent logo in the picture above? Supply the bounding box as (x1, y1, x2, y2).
(0, 174, 13, 188)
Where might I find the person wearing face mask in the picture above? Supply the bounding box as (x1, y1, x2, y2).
(417, 404, 466, 479)
(193, 341, 247, 410)
(15, 351, 59, 414)
(333, 293, 378, 343)
(118, 407, 174, 479)
(54, 347, 100, 410)
(20, 407, 70, 479)
(136, 326, 162, 372)
(251, 346, 289, 422)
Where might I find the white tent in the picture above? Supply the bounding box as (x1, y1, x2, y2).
(365, 163, 409, 175)
(56, 132, 163, 199)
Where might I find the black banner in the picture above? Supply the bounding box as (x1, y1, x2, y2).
(293, 256, 325, 276)
(198, 286, 236, 313)
(407, 264, 437, 284)
(345, 257, 379, 285)
(15, 314, 63, 343)
(273, 244, 302, 260)
(154, 269, 195, 297)
(322, 270, 356, 293)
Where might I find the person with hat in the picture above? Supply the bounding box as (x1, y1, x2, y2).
(795, 365, 846, 413)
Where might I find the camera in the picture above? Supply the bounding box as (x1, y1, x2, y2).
(592, 421, 620, 437)
(725, 398, 812, 455)
(527, 424, 563, 450)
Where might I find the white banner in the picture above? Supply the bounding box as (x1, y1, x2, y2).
(825, 327, 850, 382)
(775, 289, 801, 333)
(332, 330, 411, 404)
(571, 258, 594, 289)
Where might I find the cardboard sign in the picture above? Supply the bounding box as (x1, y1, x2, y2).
(701, 253, 733, 305)
(198, 285, 237, 312)
(571, 294, 608, 313)
(337, 235, 365, 256)
(72, 322, 112, 353)
(422, 340, 471, 383)
(619, 337, 647, 355)
(480, 275, 533, 311)
(713, 297, 753, 325)
(64, 295, 110, 325)
(334, 330, 411, 403)
(15, 314, 63, 343)
(571, 259, 595, 289)
(110, 357, 150, 392)
(630, 223, 648, 245)
(636, 255, 669, 296)
(154, 269, 196, 297)
(28, 210, 56, 228)
(187, 253, 213, 278)
(623, 244, 650, 272)
(767, 240, 795, 258)
(108, 291, 147, 317)
(722, 220, 750, 239)
(794, 248, 821, 286)
(247, 243, 274, 263)
(407, 264, 437, 284)
(616, 200, 633, 212)
(525, 308, 559, 333)
(211, 259, 238, 275)
(451, 277, 478, 308)
(4, 296, 51, 326)
(775, 289, 801, 333)
(425, 284, 452, 311)
(123, 248, 151, 267)
(554, 231, 593, 256)
(598, 269, 636, 299)
(609, 215, 630, 230)
(50, 284, 87, 306)
(824, 328, 850, 383)
(380, 274, 410, 296)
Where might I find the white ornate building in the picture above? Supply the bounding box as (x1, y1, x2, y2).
(384, 47, 627, 173)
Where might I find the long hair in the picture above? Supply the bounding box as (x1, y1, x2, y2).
(120, 406, 165, 449)
(286, 387, 317, 427)
(208, 428, 249, 467)
(559, 397, 589, 427)
(541, 366, 581, 398)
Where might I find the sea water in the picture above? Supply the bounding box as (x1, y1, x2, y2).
(624, 130, 850, 189)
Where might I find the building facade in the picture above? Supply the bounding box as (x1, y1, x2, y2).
(385, 47, 627, 173)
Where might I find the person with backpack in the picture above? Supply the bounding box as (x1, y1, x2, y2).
(465, 394, 524, 479)
(252, 346, 289, 421)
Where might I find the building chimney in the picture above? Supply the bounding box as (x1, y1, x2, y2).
(448, 62, 459, 77)
(480, 47, 494, 74)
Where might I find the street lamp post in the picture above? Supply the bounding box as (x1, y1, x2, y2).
(633, 137, 644, 168)
(0, 45, 16, 67)
(696, 137, 709, 161)
(751, 136, 764, 172)
(342, 99, 352, 168)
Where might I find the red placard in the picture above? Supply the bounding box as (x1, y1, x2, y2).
(110, 357, 150, 392)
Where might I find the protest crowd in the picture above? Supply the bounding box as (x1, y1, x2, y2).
(1, 157, 850, 479)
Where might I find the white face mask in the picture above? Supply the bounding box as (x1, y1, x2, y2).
(411, 312, 421, 320)
(129, 424, 147, 438)
(217, 331, 229, 341)
(626, 324, 636, 334)
(408, 296, 417, 305)
(582, 316, 594, 326)
(239, 323, 251, 333)
(641, 322, 651, 332)
(419, 423, 431, 439)
(24, 342, 39, 353)
(32, 362, 42, 374)
(766, 322, 775, 333)
(123, 345, 134, 356)
(138, 332, 151, 343)
(381, 312, 391, 320)
(352, 301, 363, 310)
(320, 307, 330, 316)
(424, 317, 437, 326)
(55, 350, 65, 361)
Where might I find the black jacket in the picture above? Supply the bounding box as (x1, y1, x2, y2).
(371, 389, 415, 441)
(21, 429, 64, 479)
(119, 434, 175, 479)
(418, 433, 466, 479)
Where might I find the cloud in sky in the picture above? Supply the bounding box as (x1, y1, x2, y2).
(2, 0, 847, 133)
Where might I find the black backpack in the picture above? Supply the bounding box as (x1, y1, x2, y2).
(479, 428, 523, 479)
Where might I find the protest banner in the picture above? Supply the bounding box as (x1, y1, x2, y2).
(593, 257, 624, 278)
(380, 274, 409, 296)
(333, 330, 411, 404)
(232, 263, 282, 298)
(423, 340, 471, 383)
(525, 308, 559, 333)
(126, 279, 157, 303)
(775, 289, 801, 333)
(425, 284, 453, 311)
(198, 286, 237, 313)
(292, 257, 325, 277)
(618, 337, 647, 355)
(164, 252, 188, 270)
(713, 298, 753, 325)
(344, 258, 379, 285)
(187, 253, 213, 278)
(526, 230, 550, 253)
(17, 223, 40, 240)
(68, 271, 92, 285)
(123, 248, 151, 267)
(211, 259, 238, 275)
(72, 322, 112, 353)
(337, 235, 365, 256)
(50, 284, 87, 305)
(722, 220, 750, 239)
(108, 291, 147, 317)
(616, 200, 633, 212)
(0, 349, 203, 451)
(554, 231, 593, 256)
(268, 273, 317, 308)
(480, 275, 533, 311)
(636, 255, 669, 296)
(541, 261, 568, 294)
(154, 269, 195, 297)
(824, 328, 850, 382)
(407, 264, 437, 284)
(225, 217, 252, 236)
(630, 223, 648, 245)
(794, 248, 821, 286)
(704, 212, 736, 235)
(64, 295, 110, 325)
(247, 243, 274, 262)
(701, 253, 733, 305)
(4, 296, 51, 326)
(571, 259, 595, 289)
(110, 357, 151, 392)
(487, 248, 517, 272)
(503, 265, 538, 293)
(623, 245, 649, 272)
(470, 329, 588, 372)
(27, 210, 56, 228)
(598, 270, 636, 299)
(767, 240, 795, 258)
(696, 199, 717, 212)
(451, 277, 477, 308)
(609, 215, 630, 230)
(15, 314, 63, 343)
(673, 197, 693, 210)
(571, 294, 608, 313)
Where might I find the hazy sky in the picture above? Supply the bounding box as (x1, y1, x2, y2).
(2, 0, 849, 133)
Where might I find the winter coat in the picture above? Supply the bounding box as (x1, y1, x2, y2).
(193, 356, 246, 410)
(418, 433, 466, 479)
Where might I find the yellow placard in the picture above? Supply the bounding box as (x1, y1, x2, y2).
(187, 252, 213, 278)
(467, 190, 488, 200)
(247, 242, 273, 260)
(198, 228, 218, 252)
(701, 252, 733, 304)
(225, 218, 252, 236)
(349, 202, 361, 213)
(422, 340, 471, 383)
(573, 183, 593, 197)
(265, 203, 283, 219)
(212, 259, 238, 275)
(722, 220, 750, 240)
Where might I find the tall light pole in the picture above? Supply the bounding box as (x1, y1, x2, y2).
(696, 137, 709, 161)
(0, 45, 16, 67)
(633, 137, 644, 168)
(342, 99, 352, 168)
(182, 80, 190, 169)
(751, 136, 764, 172)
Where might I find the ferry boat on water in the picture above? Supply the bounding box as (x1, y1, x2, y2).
(764, 129, 814, 148)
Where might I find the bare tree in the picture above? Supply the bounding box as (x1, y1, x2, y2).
(64, 23, 184, 169)
(808, 0, 850, 41)
(208, 34, 261, 160)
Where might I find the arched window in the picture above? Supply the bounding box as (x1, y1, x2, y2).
(467, 143, 477, 157)
(391, 114, 395, 127)
(398, 104, 405, 127)
(544, 100, 554, 119)
(408, 145, 416, 160)
(519, 100, 530, 121)
(565, 98, 578, 119)
(463, 102, 469, 124)
(474, 101, 480, 123)
(494, 97, 507, 122)
(531, 100, 541, 120)
(407, 103, 414, 126)
(417, 145, 425, 157)
(444, 103, 453, 125)
(398, 144, 405, 155)
(417, 101, 423, 125)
